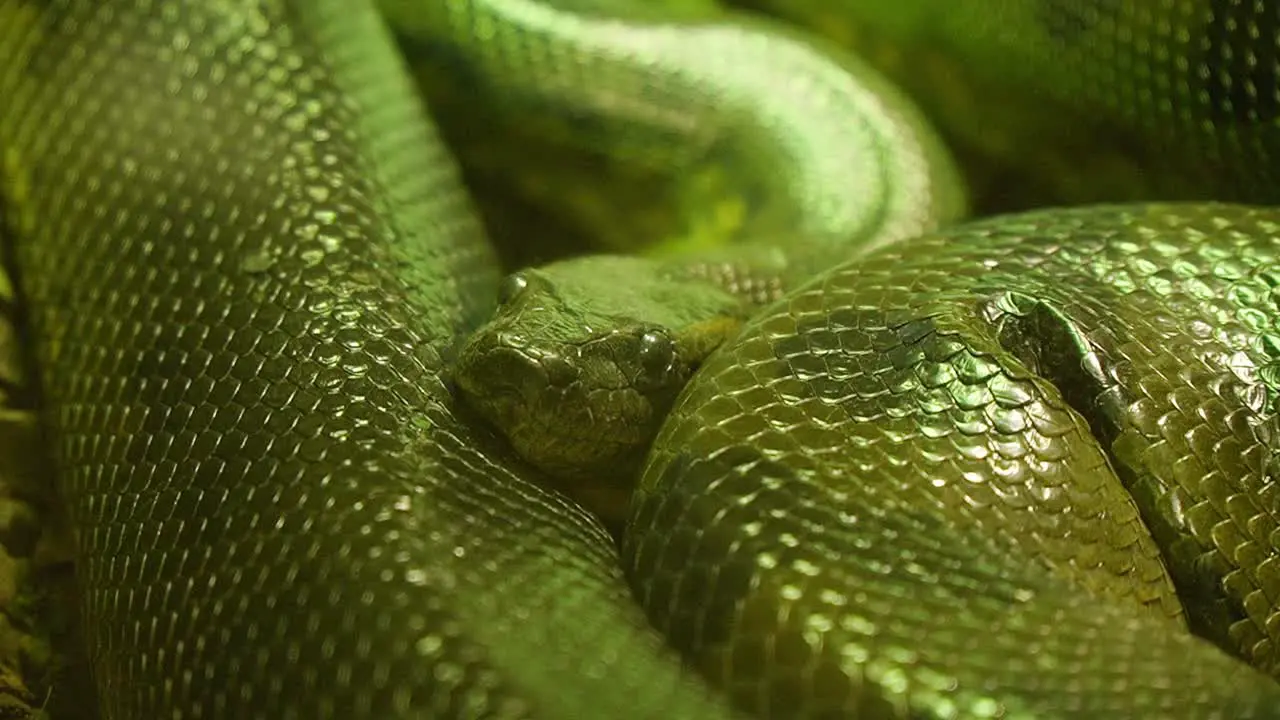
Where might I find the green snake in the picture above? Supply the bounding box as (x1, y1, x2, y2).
(2, 0, 1280, 718)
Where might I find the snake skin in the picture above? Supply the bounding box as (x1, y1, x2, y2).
(418, 0, 966, 520)
(1, 0, 1280, 719)
(630, 203, 1280, 717)
(379, 0, 965, 262)
(0, 1, 735, 718)
(729, 0, 1280, 209)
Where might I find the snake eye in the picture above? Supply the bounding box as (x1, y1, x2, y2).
(497, 272, 529, 306)
(638, 330, 675, 376)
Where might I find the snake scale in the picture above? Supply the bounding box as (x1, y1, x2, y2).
(1, 0, 1279, 718)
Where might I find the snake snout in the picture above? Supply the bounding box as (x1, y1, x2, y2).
(455, 338, 571, 412)
(453, 325, 589, 453)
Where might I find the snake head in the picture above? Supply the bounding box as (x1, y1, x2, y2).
(452, 256, 742, 515)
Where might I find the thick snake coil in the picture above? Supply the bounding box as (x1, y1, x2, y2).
(0, 1, 1279, 719)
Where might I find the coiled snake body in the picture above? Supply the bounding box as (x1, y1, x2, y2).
(0, 0, 1279, 718)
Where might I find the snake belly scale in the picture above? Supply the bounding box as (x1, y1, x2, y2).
(0, 0, 1278, 719)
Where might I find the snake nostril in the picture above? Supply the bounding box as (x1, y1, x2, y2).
(507, 346, 566, 391)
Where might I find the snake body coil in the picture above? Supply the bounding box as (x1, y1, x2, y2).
(0, 0, 1279, 718)
(0, 2, 734, 717)
(629, 203, 1280, 716)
